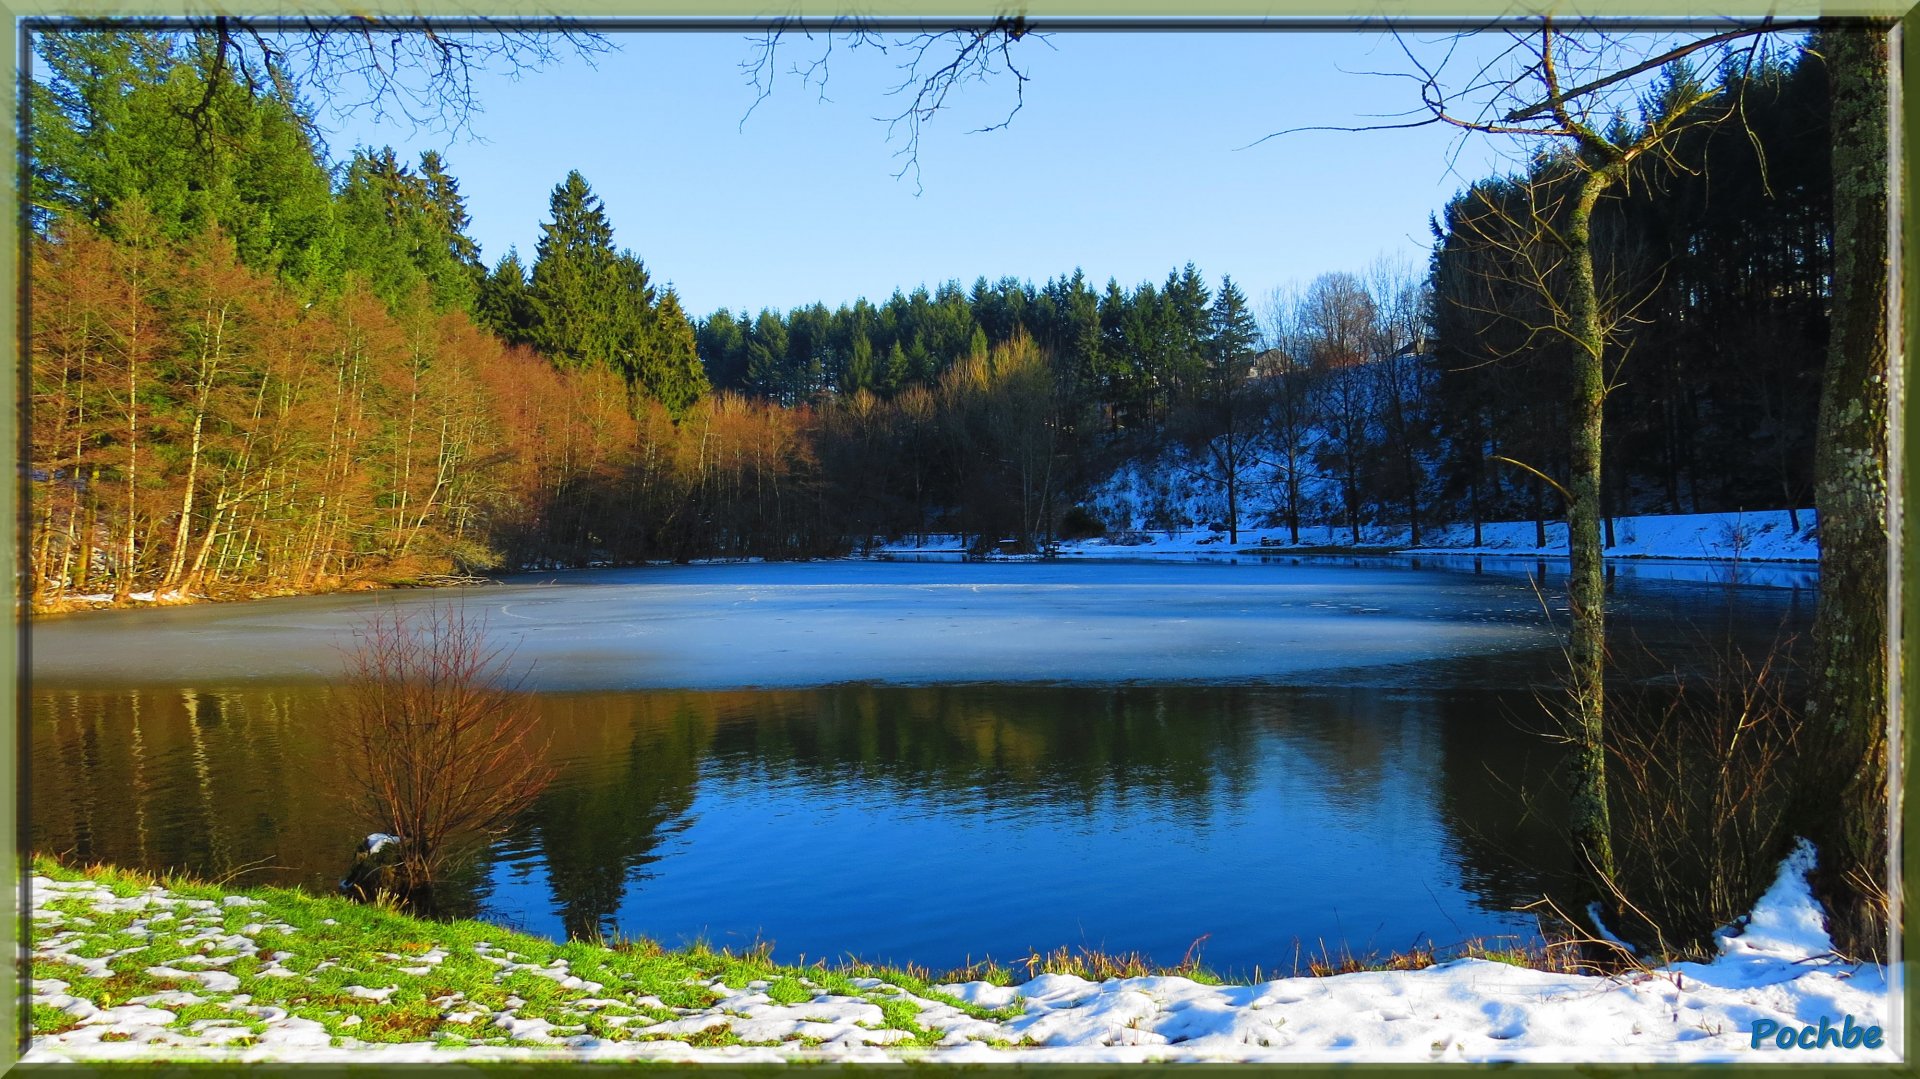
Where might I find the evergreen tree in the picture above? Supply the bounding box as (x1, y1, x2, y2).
(1096, 278, 1136, 424)
(883, 341, 910, 393)
(697, 308, 750, 392)
(32, 30, 340, 289)
(419, 151, 481, 266)
(418, 149, 485, 303)
(606, 249, 660, 389)
(1208, 275, 1260, 370)
(335, 148, 428, 306)
(336, 147, 484, 313)
(845, 329, 877, 393)
(747, 309, 791, 401)
(476, 248, 535, 345)
(528, 170, 620, 368)
(1164, 263, 1214, 399)
(637, 288, 710, 418)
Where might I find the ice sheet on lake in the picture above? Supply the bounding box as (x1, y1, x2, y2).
(31, 561, 1560, 691)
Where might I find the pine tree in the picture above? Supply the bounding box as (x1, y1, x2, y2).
(527, 170, 620, 368)
(846, 330, 877, 392)
(607, 249, 660, 393)
(747, 309, 790, 402)
(1208, 275, 1259, 369)
(336, 148, 428, 306)
(418, 150, 485, 307)
(637, 288, 709, 418)
(334, 147, 484, 313)
(32, 30, 340, 289)
(1164, 263, 1214, 400)
(883, 341, 910, 393)
(696, 309, 752, 392)
(476, 248, 534, 344)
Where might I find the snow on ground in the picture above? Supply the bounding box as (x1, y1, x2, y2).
(25, 841, 1897, 1063)
(1082, 448, 1817, 562)
(1405, 509, 1818, 561)
(879, 509, 1818, 563)
(60, 590, 194, 606)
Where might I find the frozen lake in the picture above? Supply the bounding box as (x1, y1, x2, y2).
(30, 559, 1812, 975)
(32, 559, 1569, 689)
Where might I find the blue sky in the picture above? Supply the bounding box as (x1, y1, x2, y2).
(324, 31, 1518, 320)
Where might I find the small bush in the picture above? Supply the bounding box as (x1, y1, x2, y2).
(335, 604, 556, 905)
(1603, 639, 1803, 959)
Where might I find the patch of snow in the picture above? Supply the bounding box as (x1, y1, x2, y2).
(26, 832, 1895, 1065)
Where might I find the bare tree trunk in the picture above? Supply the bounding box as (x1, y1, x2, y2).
(165, 305, 227, 590)
(1286, 454, 1302, 545)
(1564, 167, 1619, 886)
(116, 307, 143, 603)
(1802, 20, 1895, 960)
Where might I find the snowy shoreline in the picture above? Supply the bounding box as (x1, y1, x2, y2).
(26, 842, 1898, 1064)
(877, 509, 1820, 564)
(33, 510, 1816, 617)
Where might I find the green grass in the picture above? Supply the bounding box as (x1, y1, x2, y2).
(27, 853, 1040, 1053)
(32, 1004, 84, 1037)
(41, 852, 1568, 1058)
(764, 977, 812, 1006)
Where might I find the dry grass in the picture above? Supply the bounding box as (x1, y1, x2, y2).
(1288, 932, 1589, 979)
(1015, 935, 1219, 983)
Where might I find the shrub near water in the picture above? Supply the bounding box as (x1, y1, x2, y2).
(335, 603, 555, 905)
(1603, 638, 1804, 960)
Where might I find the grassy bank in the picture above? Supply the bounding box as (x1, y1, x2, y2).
(32, 853, 1871, 1064)
(31, 854, 1592, 1059)
(29, 854, 1039, 1054)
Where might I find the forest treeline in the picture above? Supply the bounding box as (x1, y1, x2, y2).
(28, 31, 1831, 602)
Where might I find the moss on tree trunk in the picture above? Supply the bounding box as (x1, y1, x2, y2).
(1803, 21, 1895, 960)
(1565, 169, 1618, 887)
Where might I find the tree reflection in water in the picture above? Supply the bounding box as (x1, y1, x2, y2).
(32, 677, 1574, 971)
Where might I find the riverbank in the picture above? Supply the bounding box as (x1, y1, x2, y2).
(32, 510, 1813, 617)
(30, 575, 473, 617)
(877, 509, 1820, 563)
(26, 845, 1893, 1063)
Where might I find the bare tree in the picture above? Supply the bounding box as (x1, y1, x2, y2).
(1260, 286, 1327, 546)
(336, 603, 555, 901)
(1299, 273, 1378, 546)
(1318, 20, 1789, 886)
(1367, 260, 1435, 547)
(170, 16, 614, 140)
(740, 16, 1038, 191)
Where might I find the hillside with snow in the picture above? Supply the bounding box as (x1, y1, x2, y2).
(1064, 448, 1818, 562)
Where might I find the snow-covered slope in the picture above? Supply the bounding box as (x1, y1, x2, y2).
(1067, 446, 1818, 562)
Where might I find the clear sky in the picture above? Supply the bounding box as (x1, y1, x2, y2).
(324, 31, 1518, 320)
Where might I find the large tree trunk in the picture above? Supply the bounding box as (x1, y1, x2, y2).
(1803, 20, 1896, 961)
(1564, 168, 1618, 886)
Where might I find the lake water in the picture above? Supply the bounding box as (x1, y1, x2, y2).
(29, 558, 1812, 977)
